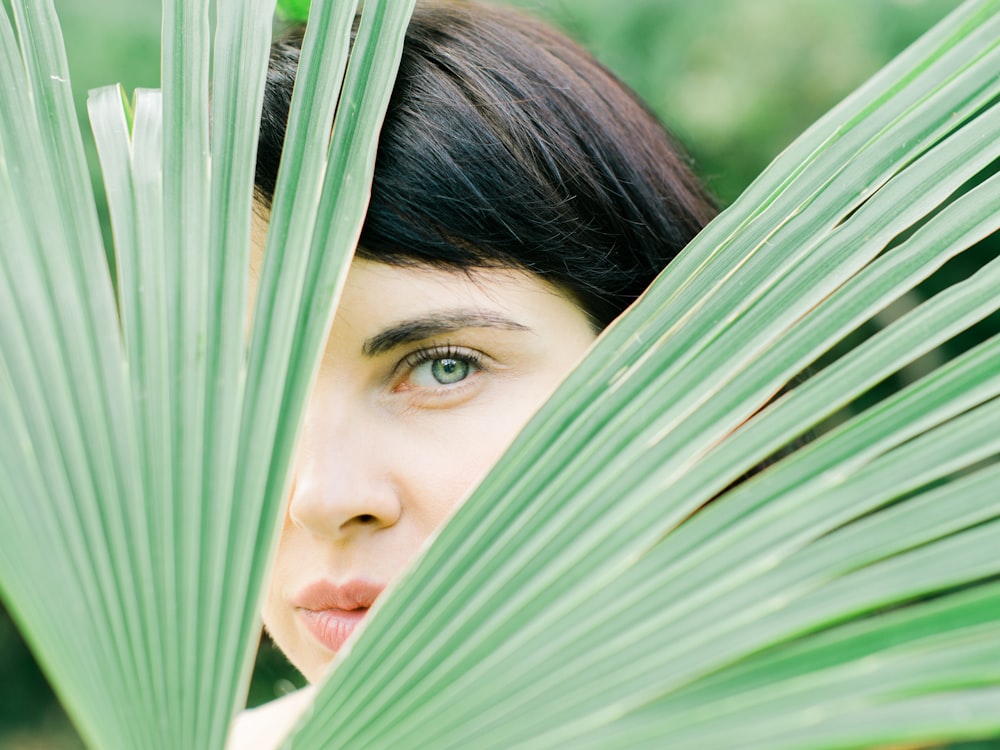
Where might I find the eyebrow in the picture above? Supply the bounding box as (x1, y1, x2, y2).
(362, 310, 531, 357)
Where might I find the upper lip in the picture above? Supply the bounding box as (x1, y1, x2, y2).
(291, 579, 385, 612)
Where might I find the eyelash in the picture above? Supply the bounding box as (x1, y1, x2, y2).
(395, 344, 487, 390)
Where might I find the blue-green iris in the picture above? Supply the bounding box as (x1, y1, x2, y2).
(431, 358, 469, 384)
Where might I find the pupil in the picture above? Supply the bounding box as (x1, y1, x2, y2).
(431, 358, 468, 384)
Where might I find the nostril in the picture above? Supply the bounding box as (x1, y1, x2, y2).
(356, 514, 377, 524)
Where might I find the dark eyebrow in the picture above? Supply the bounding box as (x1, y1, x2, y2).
(362, 310, 531, 357)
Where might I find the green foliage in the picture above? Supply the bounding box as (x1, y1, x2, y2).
(276, 0, 311, 23)
(0, 0, 413, 746)
(2, 0, 999, 748)
(509, 0, 965, 204)
(283, 2, 1000, 743)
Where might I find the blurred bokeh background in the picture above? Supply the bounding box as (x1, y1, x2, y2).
(1, 0, 973, 746)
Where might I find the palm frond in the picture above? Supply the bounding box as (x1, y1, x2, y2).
(1, 0, 998, 748)
(285, 1, 1000, 746)
(0, 0, 413, 746)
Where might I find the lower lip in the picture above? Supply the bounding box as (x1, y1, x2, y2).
(299, 608, 369, 652)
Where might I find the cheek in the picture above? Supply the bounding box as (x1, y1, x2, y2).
(259, 476, 309, 652)
(261, 521, 334, 682)
(401, 389, 545, 530)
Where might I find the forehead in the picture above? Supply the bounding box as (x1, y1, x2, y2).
(333, 258, 578, 336)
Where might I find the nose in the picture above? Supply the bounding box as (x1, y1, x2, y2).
(288, 429, 402, 540)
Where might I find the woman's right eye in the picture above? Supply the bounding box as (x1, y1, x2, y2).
(394, 344, 487, 395)
(424, 358, 471, 385)
(408, 355, 480, 388)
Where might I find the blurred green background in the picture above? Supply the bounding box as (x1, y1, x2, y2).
(1, 0, 973, 747)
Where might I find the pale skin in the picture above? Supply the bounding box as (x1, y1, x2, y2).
(229, 209, 599, 746)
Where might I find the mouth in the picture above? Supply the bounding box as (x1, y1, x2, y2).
(292, 579, 385, 653)
(298, 608, 369, 653)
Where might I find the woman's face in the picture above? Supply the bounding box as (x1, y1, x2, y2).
(253, 227, 597, 681)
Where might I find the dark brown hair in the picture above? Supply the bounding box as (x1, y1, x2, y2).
(256, 0, 716, 328)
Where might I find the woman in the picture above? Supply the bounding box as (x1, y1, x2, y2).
(234, 1, 715, 742)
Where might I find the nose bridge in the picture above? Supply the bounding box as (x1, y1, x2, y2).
(289, 396, 401, 539)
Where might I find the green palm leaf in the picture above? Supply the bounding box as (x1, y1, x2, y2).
(0, 0, 998, 749)
(1, 0, 412, 746)
(283, 1, 1000, 747)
